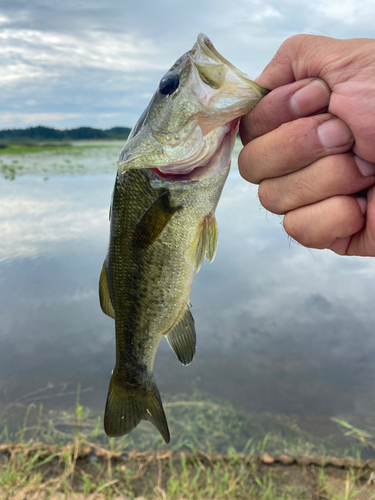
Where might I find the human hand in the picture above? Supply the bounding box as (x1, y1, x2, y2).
(239, 35, 375, 256)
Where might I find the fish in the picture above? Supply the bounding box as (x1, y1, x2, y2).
(99, 33, 268, 443)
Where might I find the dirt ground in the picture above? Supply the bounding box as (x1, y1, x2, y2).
(2, 443, 375, 499)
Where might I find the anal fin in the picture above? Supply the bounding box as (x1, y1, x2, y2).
(187, 216, 219, 273)
(166, 305, 196, 366)
(99, 263, 115, 319)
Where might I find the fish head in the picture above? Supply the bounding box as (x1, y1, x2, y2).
(118, 33, 268, 178)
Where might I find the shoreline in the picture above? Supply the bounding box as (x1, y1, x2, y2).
(2, 439, 375, 499)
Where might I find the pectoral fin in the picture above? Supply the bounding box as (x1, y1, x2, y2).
(99, 263, 115, 319)
(187, 216, 219, 272)
(166, 305, 196, 366)
(132, 191, 182, 248)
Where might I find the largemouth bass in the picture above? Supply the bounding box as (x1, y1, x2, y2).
(99, 33, 268, 442)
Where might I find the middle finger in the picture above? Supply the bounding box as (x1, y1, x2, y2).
(238, 113, 354, 184)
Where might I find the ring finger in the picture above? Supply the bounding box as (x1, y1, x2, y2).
(258, 153, 375, 215)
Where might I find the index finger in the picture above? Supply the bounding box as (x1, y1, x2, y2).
(240, 78, 330, 144)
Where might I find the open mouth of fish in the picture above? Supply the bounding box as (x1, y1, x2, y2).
(117, 33, 267, 185)
(149, 118, 240, 183)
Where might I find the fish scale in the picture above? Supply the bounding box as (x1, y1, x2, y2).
(109, 167, 227, 361)
(99, 33, 268, 442)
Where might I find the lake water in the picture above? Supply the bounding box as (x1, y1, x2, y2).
(1, 141, 375, 454)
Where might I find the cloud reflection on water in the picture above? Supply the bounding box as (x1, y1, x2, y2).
(1, 172, 375, 418)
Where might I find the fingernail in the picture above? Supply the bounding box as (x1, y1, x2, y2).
(356, 197, 367, 215)
(354, 155, 375, 177)
(290, 79, 330, 117)
(318, 119, 353, 149)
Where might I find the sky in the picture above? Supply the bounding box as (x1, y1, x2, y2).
(0, 0, 374, 130)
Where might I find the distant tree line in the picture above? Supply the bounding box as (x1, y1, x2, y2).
(0, 126, 132, 142)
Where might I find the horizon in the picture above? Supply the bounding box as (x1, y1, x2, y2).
(0, 124, 131, 132)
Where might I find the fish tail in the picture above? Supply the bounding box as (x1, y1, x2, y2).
(104, 370, 170, 443)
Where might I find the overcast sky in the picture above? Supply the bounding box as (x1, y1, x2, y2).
(0, 0, 374, 130)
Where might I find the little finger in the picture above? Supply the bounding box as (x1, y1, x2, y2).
(283, 196, 366, 249)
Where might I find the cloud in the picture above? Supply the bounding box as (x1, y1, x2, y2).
(315, 0, 375, 25)
(0, 112, 84, 125)
(0, 192, 108, 261)
(0, 111, 130, 127)
(0, 174, 114, 261)
(0, 0, 374, 128)
(0, 29, 167, 128)
(0, 28, 165, 84)
(0, 14, 10, 24)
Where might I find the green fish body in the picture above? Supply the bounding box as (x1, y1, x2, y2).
(99, 34, 268, 442)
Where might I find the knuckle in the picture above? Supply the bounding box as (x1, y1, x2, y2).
(283, 209, 318, 247)
(258, 180, 284, 214)
(238, 148, 250, 181)
(258, 181, 272, 210)
(238, 146, 259, 184)
(277, 34, 309, 58)
(283, 211, 302, 242)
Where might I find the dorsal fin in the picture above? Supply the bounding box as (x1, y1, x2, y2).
(166, 305, 196, 366)
(132, 191, 182, 248)
(187, 216, 218, 273)
(99, 263, 115, 319)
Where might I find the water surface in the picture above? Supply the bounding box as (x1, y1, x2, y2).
(1, 141, 375, 453)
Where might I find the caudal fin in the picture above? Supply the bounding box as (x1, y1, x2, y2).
(104, 371, 170, 443)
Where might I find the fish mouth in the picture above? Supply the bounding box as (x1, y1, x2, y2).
(145, 118, 239, 184)
(117, 33, 268, 177)
(194, 33, 268, 96)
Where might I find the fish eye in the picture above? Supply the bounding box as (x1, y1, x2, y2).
(158, 73, 179, 95)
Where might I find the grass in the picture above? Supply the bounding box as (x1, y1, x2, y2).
(0, 137, 244, 180)
(0, 143, 73, 155)
(0, 142, 124, 155)
(1, 386, 375, 499)
(0, 140, 124, 179)
(1, 437, 375, 499)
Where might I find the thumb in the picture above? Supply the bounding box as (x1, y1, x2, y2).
(255, 35, 347, 89)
